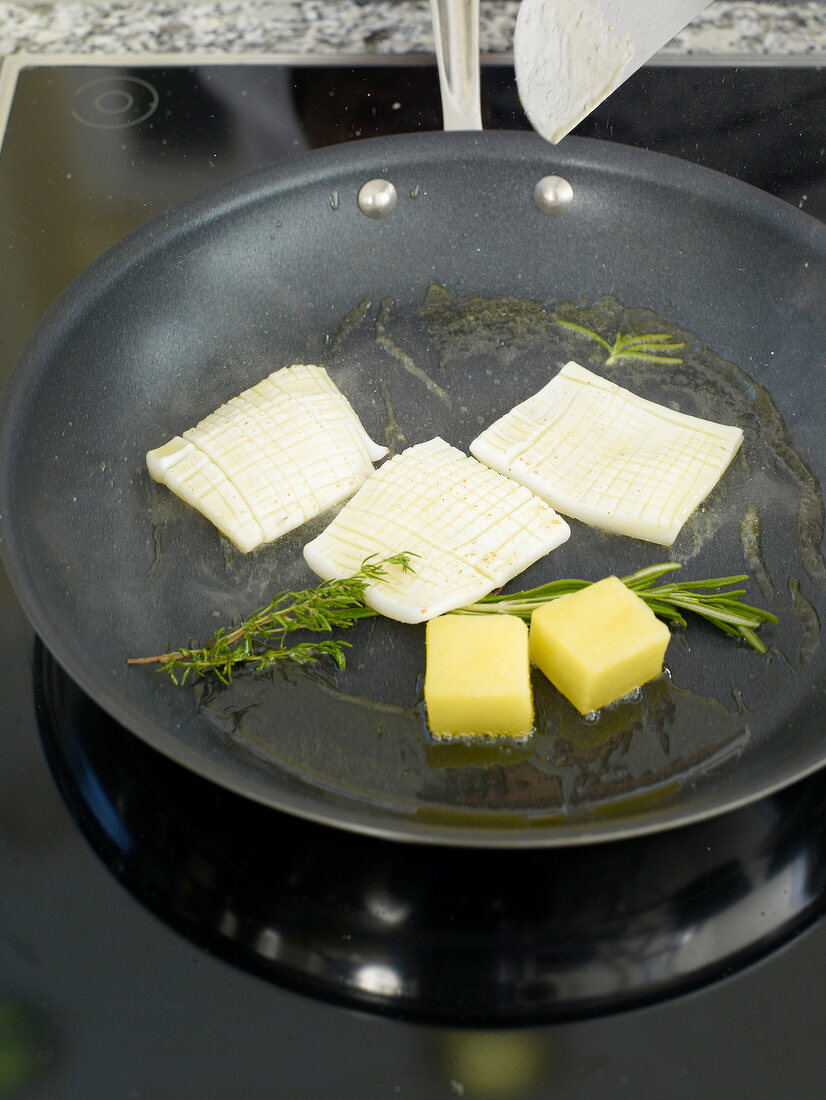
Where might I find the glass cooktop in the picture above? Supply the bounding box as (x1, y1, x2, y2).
(1, 54, 826, 1098)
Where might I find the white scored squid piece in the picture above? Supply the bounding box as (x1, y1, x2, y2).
(146, 364, 388, 553)
(470, 361, 743, 547)
(303, 437, 571, 623)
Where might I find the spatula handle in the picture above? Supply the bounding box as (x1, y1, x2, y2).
(429, 0, 483, 131)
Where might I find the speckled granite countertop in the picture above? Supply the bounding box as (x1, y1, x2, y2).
(1, 0, 826, 60)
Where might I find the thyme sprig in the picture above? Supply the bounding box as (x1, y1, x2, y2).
(557, 320, 685, 365)
(127, 552, 415, 684)
(452, 563, 778, 653)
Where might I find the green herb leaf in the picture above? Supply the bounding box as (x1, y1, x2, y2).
(452, 563, 778, 653)
(127, 552, 416, 683)
(557, 320, 685, 366)
(130, 552, 776, 688)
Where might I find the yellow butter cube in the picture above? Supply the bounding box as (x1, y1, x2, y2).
(424, 615, 534, 739)
(530, 576, 670, 715)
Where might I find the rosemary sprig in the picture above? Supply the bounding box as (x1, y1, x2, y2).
(127, 552, 415, 684)
(130, 554, 776, 687)
(451, 563, 778, 653)
(557, 320, 685, 365)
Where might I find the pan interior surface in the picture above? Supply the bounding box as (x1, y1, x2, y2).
(1, 131, 825, 847)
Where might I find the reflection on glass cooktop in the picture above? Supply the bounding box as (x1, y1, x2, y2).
(35, 640, 826, 1023)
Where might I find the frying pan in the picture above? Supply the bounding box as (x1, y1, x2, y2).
(1, 129, 825, 847)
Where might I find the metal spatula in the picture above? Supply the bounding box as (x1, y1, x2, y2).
(429, 0, 483, 130)
(515, 0, 714, 143)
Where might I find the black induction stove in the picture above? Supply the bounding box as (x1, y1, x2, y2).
(2, 54, 826, 1098)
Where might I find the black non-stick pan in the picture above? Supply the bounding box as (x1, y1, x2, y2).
(1, 130, 825, 846)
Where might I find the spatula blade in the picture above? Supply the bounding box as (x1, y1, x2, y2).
(514, 0, 712, 143)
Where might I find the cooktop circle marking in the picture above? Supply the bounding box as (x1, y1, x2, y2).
(94, 90, 136, 115)
(71, 76, 160, 130)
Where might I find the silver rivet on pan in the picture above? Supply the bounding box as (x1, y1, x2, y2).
(534, 175, 574, 215)
(358, 178, 398, 219)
